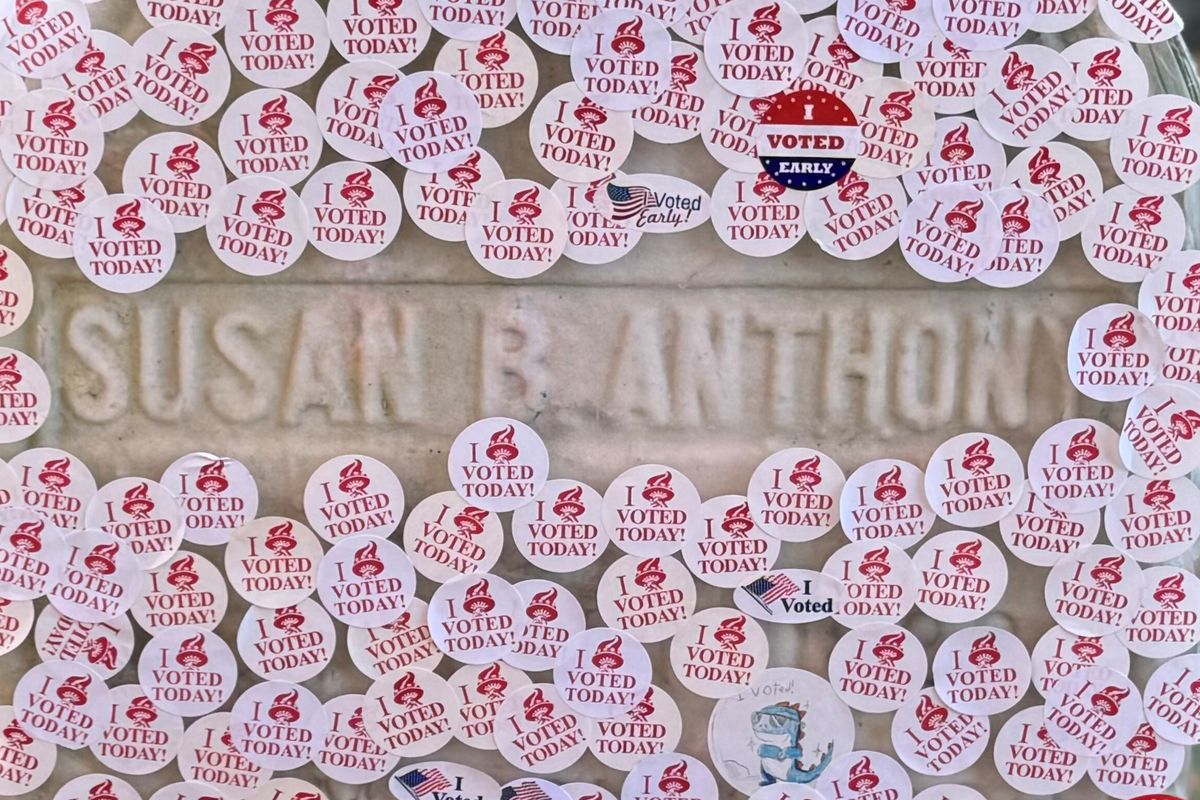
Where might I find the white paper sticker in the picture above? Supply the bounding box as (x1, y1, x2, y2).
(1044, 666, 1142, 759)
(301, 161, 402, 261)
(669, 607, 768, 698)
(747, 447, 843, 542)
(1081, 185, 1183, 284)
(362, 667, 456, 757)
(703, 0, 806, 96)
(795, 16, 882, 99)
(814, 751, 912, 800)
(1031, 625, 1130, 699)
(823, 540, 917, 627)
(505, 579, 587, 672)
(924, 432, 1023, 527)
(131, 550, 227, 633)
(596, 554, 697, 642)
(317, 535, 414, 628)
(1005, 142, 1102, 240)
(932, 626, 1031, 715)
(229, 680, 328, 770)
(553, 176, 643, 264)
(206, 176, 307, 276)
(510, 478, 608, 571)
(1119, 566, 1200, 659)
(378, 71, 483, 172)
(315, 60, 400, 162)
(0, 0, 90, 79)
(48, 530, 140, 623)
(624, 753, 719, 800)
(1068, 303, 1163, 401)
(224, 517, 321, 609)
(1028, 418, 1129, 514)
(1, 88, 103, 191)
(0, 505, 65, 601)
(495, 682, 591, 771)
(835, 0, 935, 63)
(978, 187, 1060, 287)
(43, 30, 137, 132)
(829, 622, 925, 713)
(993, 705, 1086, 795)
(314, 693, 398, 784)
(902, 115, 1007, 198)
(162, 452, 258, 546)
(218, 89, 322, 186)
(592, 171, 711, 231)
(633, 42, 713, 144)
(8, 447, 96, 530)
(123, 133, 227, 233)
(683, 494, 780, 587)
(176, 713, 272, 797)
(589, 684, 681, 771)
(223, 0, 331, 88)
(891, 687, 989, 777)
(1097, 0, 1181, 43)
(0, 704, 55, 794)
(465, 178, 566, 279)
(327, 0, 430, 68)
(92, 684, 184, 775)
(975, 44, 1076, 147)
(899, 182, 1001, 283)
(403, 490, 503, 581)
(733, 568, 843, 623)
(845, 76, 934, 179)
(449, 661, 532, 751)
(1088, 721, 1186, 800)
(999, 481, 1100, 567)
(603, 464, 701, 556)
(138, 625, 237, 716)
(529, 82, 634, 183)
(347, 599, 443, 679)
(1110, 94, 1200, 195)
(571, 10, 671, 111)
(806, 170, 906, 260)
(1144, 654, 1200, 745)
(34, 606, 132, 678)
(710, 168, 805, 257)
(403, 147, 504, 242)
(553, 627, 652, 719)
(839, 459, 935, 548)
(13, 661, 108, 749)
(418, 0, 515, 39)
(126, 24, 230, 126)
(707, 667, 854, 794)
(435, 32, 538, 129)
(899, 36, 991, 115)
(912, 530, 1007, 624)
(1104, 474, 1200, 563)
(1046, 544, 1144, 637)
(237, 598, 335, 681)
(1061, 38, 1149, 142)
(448, 417, 549, 511)
(428, 573, 519, 664)
(72, 191, 180, 295)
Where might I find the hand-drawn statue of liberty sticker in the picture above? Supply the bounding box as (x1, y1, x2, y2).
(707, 667, 855, 795)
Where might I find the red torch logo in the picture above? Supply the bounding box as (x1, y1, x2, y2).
(526, 586, 558, 621)
(948, 539, 983, 575)
(967, 631, 1001, 667)
(0, 354, 20, 392)
(253, 188, 288, 226)
(122, 481, 155, 519)
(522, 686, 554, 721)
(873, 465, 906, 504)
(858, 546, 891, 582)
(413, 78, 447, 120)
(476, 662, 508, 700)
(658, 761, 691, 795)
(944, 198, 983, 234)
(872, 631, 905, 666)
(475, 32, 509, 72)
(259, 95, 293, 136)
(508, 188, 543, 226)
(340, 170, 375, 209)
(75, 40, 105, 76)
(85, 542, 119, 575)
(847, 756, 879, 792)
(167, 140, 202, 180)
(1090, 554, 1125, 589)
(634, 557, 666, 590)
(176, 633, 208, 669)
(1001, 196, 1031, 236)
(915, 693, 948, 731)
(178, 41, 217, 79)
(748, 3, 782, 43)
(42, 97, 76, 137)
(1153, 572, 1187, 609)
(670, 52, 698, 90)
(642, 471, 675, 508)
(1001, 51, 1036, 91)
(1158, 106, 1193, 144)
(611, 17, 645, 58)
(1086, 47, 1122, 87)
(167, 554, 199, 591)
(265, 0, 299, 32)
(552, 485, 586, 522)
(591, 635, 624, 670)
(352, 540, 385, 578)
(269, 689, 301, 722)
(463, 579, 495, 615)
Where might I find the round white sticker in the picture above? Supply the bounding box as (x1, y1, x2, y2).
(902, 115, 1007, 198)
(839, 458, 935, 548)
(1119, 566, 1200, 659)
(603, 464, 702, 556)
(447, 417, 549, 511)
(975, 44, 1077, 147)
(138, 625, 238, 716)
(428, 573, 520, 664)
(683, 494, 781, 587)
(993, 705, 1087, 795)
(315, 60, 401, 162)
(1028, 418, 1129, 514)
(1044, 666, 1142, 759)
(553, 627, 652, 719)
(553, 176, 643, 264)
(624, 753, 719, 800)
(1068, 303, 1163, 401)
(419, 0, 515, 39)
(1061, 38, 1149, 142)
(347, 599, 443, 679)
(829, 622, 925, 713)
(511, 478, 609, 572)
(707, 667, 855, 794)
(709, 168, 805, 258)
(806, 170, 907, 261)
(378, 71, 483, 172)
(403, 147, 504, 242)
(327, 0, 430, 68)
(236, 598, 336, 682)
(131, 550, 227, 633)
(0, 597, 32, 656)
(495, 682, 591, 772)
(912, 530, 1007, 623)
(932, 626, 1031, 715)
(0, 0, 90, 79)
(8, 447, 97, 531)
(73, 193, 178, 293)
(823, 540, 917, 627)
(402, 490, 503, 581)
(92, 684, 184, 775)
(123, 133, 227, 233)
(891, 687, 989, 777)
(703, 0, 806, 97)
(48, 530, 140, 623)
(1144, 654, 1200, 745)
(571, 10, 671, 111)
(450, 661, 532, 751)
(301, 161, 402, 261)
(218, 89, 322, 186)
(1031, 625, 1130, 700)
(0, 704, 56, 794)
(362, 667, 456, 757)
(634, 42, 714, 144)
(999, 481, 1100, 567)
(924, 432, 1023, 527)
(176, 713, 273, 797)
(1046, 544, 1145, 637)
(0, 505, 66, 601)
(899, 37, 992, 116)
(43, 30, 137, 133)
(589, 684, 681, 771)
(1098, 0, 1182, 43)
(314, 693, 398, 784)
(1081, 185, 1184, 284)
(34, 606, 133, 678)
(223, 0, 331, 88)
(302, 455, 409, 543)
(12, 660, 109, 749)
(1110, 94, 1200, 195)
(1005, 141, 1102, 240)
(505, 578, 587, 672)
(0, 246, 32, 338)
(747, 447, 844, 542)
(224, 516, 322, 609)
(465, 178, 567, 279)
(529, 82, 634, 183)
(162, 452, 259, 546)
(1088, 721, 1186, 800)
(206, 177, 308, 276)
(317, 535, 414, 627)
(932, 0, 1030, 50)
(669, 607, 768, 699)
(596, 554, 697, 642)
(229, 680, 328, 770)
(845, 76, 935, 179)
(1104, 474, 1200, 563)
(835, 0, 935, 63)
(899, 182, 1001, 283)
(1, 88, 103, 192)
(978, 187, 1060, 287)
(126, 23, 231, 126)
(435, 32, 538, 129)
(814, 751, 912, 800)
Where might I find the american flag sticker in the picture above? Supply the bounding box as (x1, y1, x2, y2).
(500, 780, 553, 800)
(593, 173, 711, 233)
(734, 568, 841, 623)
(396, 767, 452, 797)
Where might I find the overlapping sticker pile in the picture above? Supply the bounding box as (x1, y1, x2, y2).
(0, 415, 1197, 800)
(0, 0, 1190, 288)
